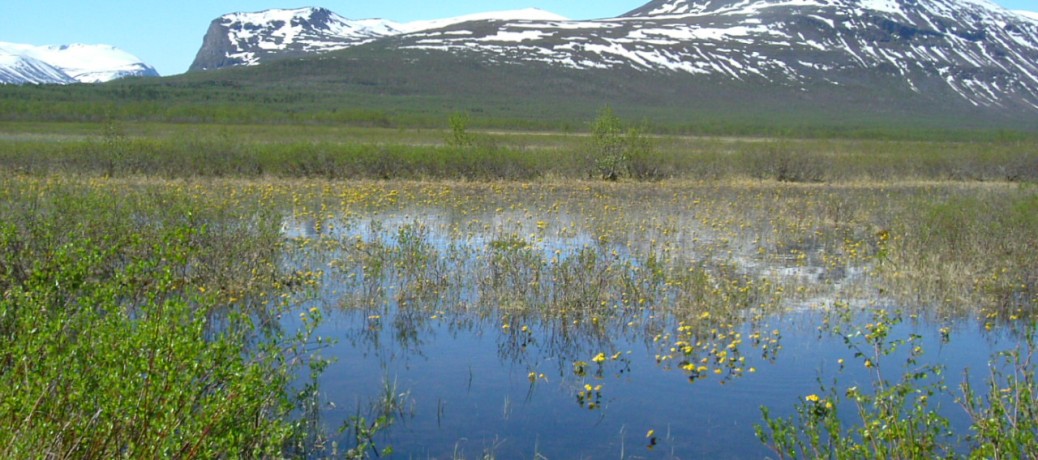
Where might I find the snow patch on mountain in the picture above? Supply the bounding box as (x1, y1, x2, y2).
(0, 42, 159, 84)
(859, 0, 908, 19)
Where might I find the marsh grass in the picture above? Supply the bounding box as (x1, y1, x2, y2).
(879, 187, 1038, 319)
(270, 178, 1038, 320)
(272, 180, 1035, 394)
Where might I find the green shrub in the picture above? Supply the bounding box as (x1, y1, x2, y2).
(757, 306, 1038, 459)
(0, 178, 324, 458)
(756, 308, 953, 459)
(586, 107, 657, 180)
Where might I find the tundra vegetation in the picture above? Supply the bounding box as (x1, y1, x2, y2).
(0, 104, 1036, 457)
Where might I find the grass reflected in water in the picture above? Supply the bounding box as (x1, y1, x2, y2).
(276, 179, 1036, 457)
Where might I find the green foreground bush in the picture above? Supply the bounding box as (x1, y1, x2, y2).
(757, 307, 1038, 459)
(0, 178, 321, 458)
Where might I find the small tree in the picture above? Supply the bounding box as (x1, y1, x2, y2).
(587, 107, 655, 180)
(446, 112, 474, 148)
(101, 110, 128, 177)
(589, 107, 626, 180)
(623, 124, 658, 180)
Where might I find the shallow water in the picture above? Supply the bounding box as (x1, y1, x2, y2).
(290, 309, 1006, 458)
(279, 206, 1018, 458)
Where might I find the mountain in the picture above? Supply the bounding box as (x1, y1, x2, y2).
(188, 7, 567, 71)
(0, 42, 160, 84)
(391, 0, 1038, 111)
(180, 0, 1038, 126)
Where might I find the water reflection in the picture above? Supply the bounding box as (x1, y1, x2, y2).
(279, 206, 1016, 458)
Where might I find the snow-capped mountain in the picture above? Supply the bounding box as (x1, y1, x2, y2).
(0, 42, 159, 84)
(188, 6, 567, 71)
(189, 1, 1038, 111)
(400, 0, 1038, 110)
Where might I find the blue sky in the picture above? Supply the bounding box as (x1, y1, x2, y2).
(2, 0, 1035, 76)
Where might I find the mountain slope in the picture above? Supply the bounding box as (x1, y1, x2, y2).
(0, 42, 159, 84)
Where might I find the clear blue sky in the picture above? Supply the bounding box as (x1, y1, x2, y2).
(2, 0, 1035, 76)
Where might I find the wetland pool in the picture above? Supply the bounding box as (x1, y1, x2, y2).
(275, 186, 1030, 458)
